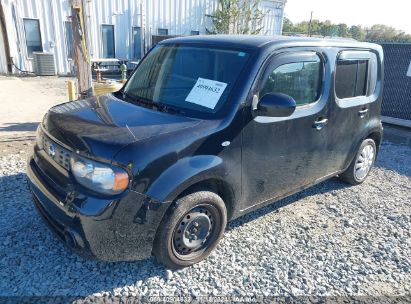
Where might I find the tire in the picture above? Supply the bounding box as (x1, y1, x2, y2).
(340, 138, 377, 185)
(153, 190, 227, 269)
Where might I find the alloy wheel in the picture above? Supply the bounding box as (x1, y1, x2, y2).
(354, 144, 375, 181)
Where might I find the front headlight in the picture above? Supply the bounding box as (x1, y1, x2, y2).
(70, 156, 129, 195)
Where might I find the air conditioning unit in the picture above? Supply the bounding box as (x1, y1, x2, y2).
(33, 52, 56, 76)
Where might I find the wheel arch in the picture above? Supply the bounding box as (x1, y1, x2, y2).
(342, 124, 383, 172)
(174, 178, 236, 221)
(145, 155, 239, 221)
(365, 130, 382, 156)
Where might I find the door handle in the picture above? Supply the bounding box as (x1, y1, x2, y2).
(312, 118, 328, 131)
(358, 108, 369, 118)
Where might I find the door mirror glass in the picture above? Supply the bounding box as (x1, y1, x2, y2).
(254, 93, 296, 117)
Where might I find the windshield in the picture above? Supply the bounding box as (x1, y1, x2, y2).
(123, 45, 250, 117)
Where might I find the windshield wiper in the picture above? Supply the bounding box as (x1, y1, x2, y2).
(122, 91, 152, 108)
(156, 102, 182, 114)
(122, 91, 181, 114)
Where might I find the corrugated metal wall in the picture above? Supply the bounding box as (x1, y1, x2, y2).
(379, 43, 411, 121)
(1, 0, 73, 74)
(0, 0, 285, 75)
(0, 20, 8, 73)
(260, 0, 284, 35)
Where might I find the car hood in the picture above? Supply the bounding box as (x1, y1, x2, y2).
(43, 94, 201, 159)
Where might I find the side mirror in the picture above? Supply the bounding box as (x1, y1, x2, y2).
(254, 93, 296, 117)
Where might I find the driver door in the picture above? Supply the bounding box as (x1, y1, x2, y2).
(241, 50, 332, 210)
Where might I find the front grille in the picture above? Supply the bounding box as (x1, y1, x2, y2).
(39, 131, 72, 171)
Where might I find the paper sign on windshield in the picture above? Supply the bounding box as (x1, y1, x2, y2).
(185, 78, 228, 109)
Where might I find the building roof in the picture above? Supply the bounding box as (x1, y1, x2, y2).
(160, 35, 381, 51)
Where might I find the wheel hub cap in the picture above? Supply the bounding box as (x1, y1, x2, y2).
(355, 144, 375, 180)
(173, 207, 213, 254)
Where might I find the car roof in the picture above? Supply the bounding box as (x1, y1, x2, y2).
(159, 35, 381, 51)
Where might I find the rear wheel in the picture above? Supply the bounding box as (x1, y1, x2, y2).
(153, 190, 227, 269)
(340, 138, 376, 185)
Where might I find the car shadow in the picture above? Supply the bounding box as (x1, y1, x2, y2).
(227, 177, 348, 231)
(0, 122, 39, 132)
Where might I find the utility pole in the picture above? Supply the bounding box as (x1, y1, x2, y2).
(308, 11, 313, 37)
(71, 0, 92, 98)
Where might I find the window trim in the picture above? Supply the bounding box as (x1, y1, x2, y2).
(258, 52, 323, 109)
(254, 49, 327, 123)
(23, 18, 43, 59)
(101, 24, 116, 58)
(334, 50, 380, 108)
(64, 21, 74, 60)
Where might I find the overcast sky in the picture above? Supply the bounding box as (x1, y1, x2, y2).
(284, 0, 411, 34)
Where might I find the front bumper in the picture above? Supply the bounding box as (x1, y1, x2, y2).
(27, 155, 171, 262)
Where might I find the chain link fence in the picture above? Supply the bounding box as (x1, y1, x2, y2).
(379, 43, 411, 121)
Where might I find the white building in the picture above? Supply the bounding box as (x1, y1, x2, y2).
(0, 0, 286, 75)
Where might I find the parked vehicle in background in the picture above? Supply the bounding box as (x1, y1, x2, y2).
(27, 35, 383, 268)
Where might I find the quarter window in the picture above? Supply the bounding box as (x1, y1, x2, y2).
(23, 19, 42, 57)
(102, 25, 115, 58)
(335, 60, 368, 99)
(260, 56, 322, 106)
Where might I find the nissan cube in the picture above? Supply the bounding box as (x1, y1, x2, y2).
(27, 35, 383, 268)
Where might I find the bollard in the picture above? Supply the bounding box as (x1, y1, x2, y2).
(67, 80, 76, 101)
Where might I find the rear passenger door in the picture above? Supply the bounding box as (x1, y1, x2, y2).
(329, 50, 379, 171)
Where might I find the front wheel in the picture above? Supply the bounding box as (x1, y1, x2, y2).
(153, 190, 227, 269)
(340, 138, 376, 185)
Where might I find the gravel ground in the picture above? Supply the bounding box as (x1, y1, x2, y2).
(0, 141, 410, 299)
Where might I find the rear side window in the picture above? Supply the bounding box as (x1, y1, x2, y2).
(260, 56, 322, 106)
(335, 59, 368, 99)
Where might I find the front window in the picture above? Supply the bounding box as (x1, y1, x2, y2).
(260, 56, 322, 106)
(123, 45, 250, 117)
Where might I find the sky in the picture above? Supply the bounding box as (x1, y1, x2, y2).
(284, 0, 411, 34)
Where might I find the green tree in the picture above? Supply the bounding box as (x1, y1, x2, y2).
(320, 20, 339, 37)
(206, 0, 265, 35)
(365, 24, 411, 42)
(282, 17, 294, 34)
(337, 23, 350, 38)
(350, 25, 366, 40)
(309, 20, 322, 36)
(283, 17, 411, 42)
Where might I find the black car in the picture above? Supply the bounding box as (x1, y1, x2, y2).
(27, 35, 383, 268)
